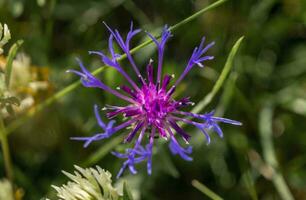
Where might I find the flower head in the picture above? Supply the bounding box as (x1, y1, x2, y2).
(69, 22, 242, 178)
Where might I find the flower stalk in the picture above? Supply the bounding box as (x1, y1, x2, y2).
(0, 117, 13, 183)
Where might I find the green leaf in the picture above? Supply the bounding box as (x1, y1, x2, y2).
(5, 40, 23, 88)
(191, 36, 245, 114)
(123, 181, 134, 200)
(259, 103, 294, 200)
(215, 73, 238, 116)
(0, 24, 3, 40)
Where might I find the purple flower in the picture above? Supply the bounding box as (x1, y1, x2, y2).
(68, 22, 242, 178)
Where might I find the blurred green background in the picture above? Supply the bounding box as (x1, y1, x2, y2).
(0, 0, 306, 199)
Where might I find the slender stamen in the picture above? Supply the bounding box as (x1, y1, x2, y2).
(124, 121, 144, 143)
(117, 68, 141, 92)
(102, 84, 137, 104)
(161, 74, 172, 91)
(112, 118, 139, 132)
(166, 86, 176, 97)
(146, 61, 154, 84)
(120, 85, 137, 99)
(168, 119, 191, 143)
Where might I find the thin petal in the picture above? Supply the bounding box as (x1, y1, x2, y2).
(124, 122, 144, 143)
(94, 104, 106, 129)
(168, 120, 191, 142)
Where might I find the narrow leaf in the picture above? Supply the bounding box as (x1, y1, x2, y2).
(259, 103, 294, 200)
(0, 24, 3, 40)
(192, 179, 223, 200)
(192, 36, 244, 114)
(5, 40, 23, 88)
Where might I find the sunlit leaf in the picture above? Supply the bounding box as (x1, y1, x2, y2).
(5, 40, 23, 88)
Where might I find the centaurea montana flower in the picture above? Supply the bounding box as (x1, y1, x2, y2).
(68, 22, 242, 178)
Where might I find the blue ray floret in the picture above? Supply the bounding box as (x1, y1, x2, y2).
(67, 58, 103, 89)
(112, 144, 152, 178)
(70, 105, 116, 148)
(146, 25, 172, 84)
(169, 137, 193, 161)
(68, 22, 242, 178)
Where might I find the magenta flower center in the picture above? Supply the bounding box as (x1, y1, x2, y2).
(139, 84, 172, 126)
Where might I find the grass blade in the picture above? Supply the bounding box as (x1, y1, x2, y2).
(191, 36, 244, 114)
(192, 179, 223, 200)
(5, 40, 23, 88)
(259, 103, 294, 200)
(0, 118, 14, 183)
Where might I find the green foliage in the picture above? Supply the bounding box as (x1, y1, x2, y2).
(0, 0, 305, 199)
(5, 39, 23, 88)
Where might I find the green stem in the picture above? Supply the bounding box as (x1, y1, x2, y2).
(259, 103, 294, 200)
(5, 0, 228, 136)
(170, 0, 227, 31)
(192, 179, 223, 200)
(0, 117, 13, 183)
